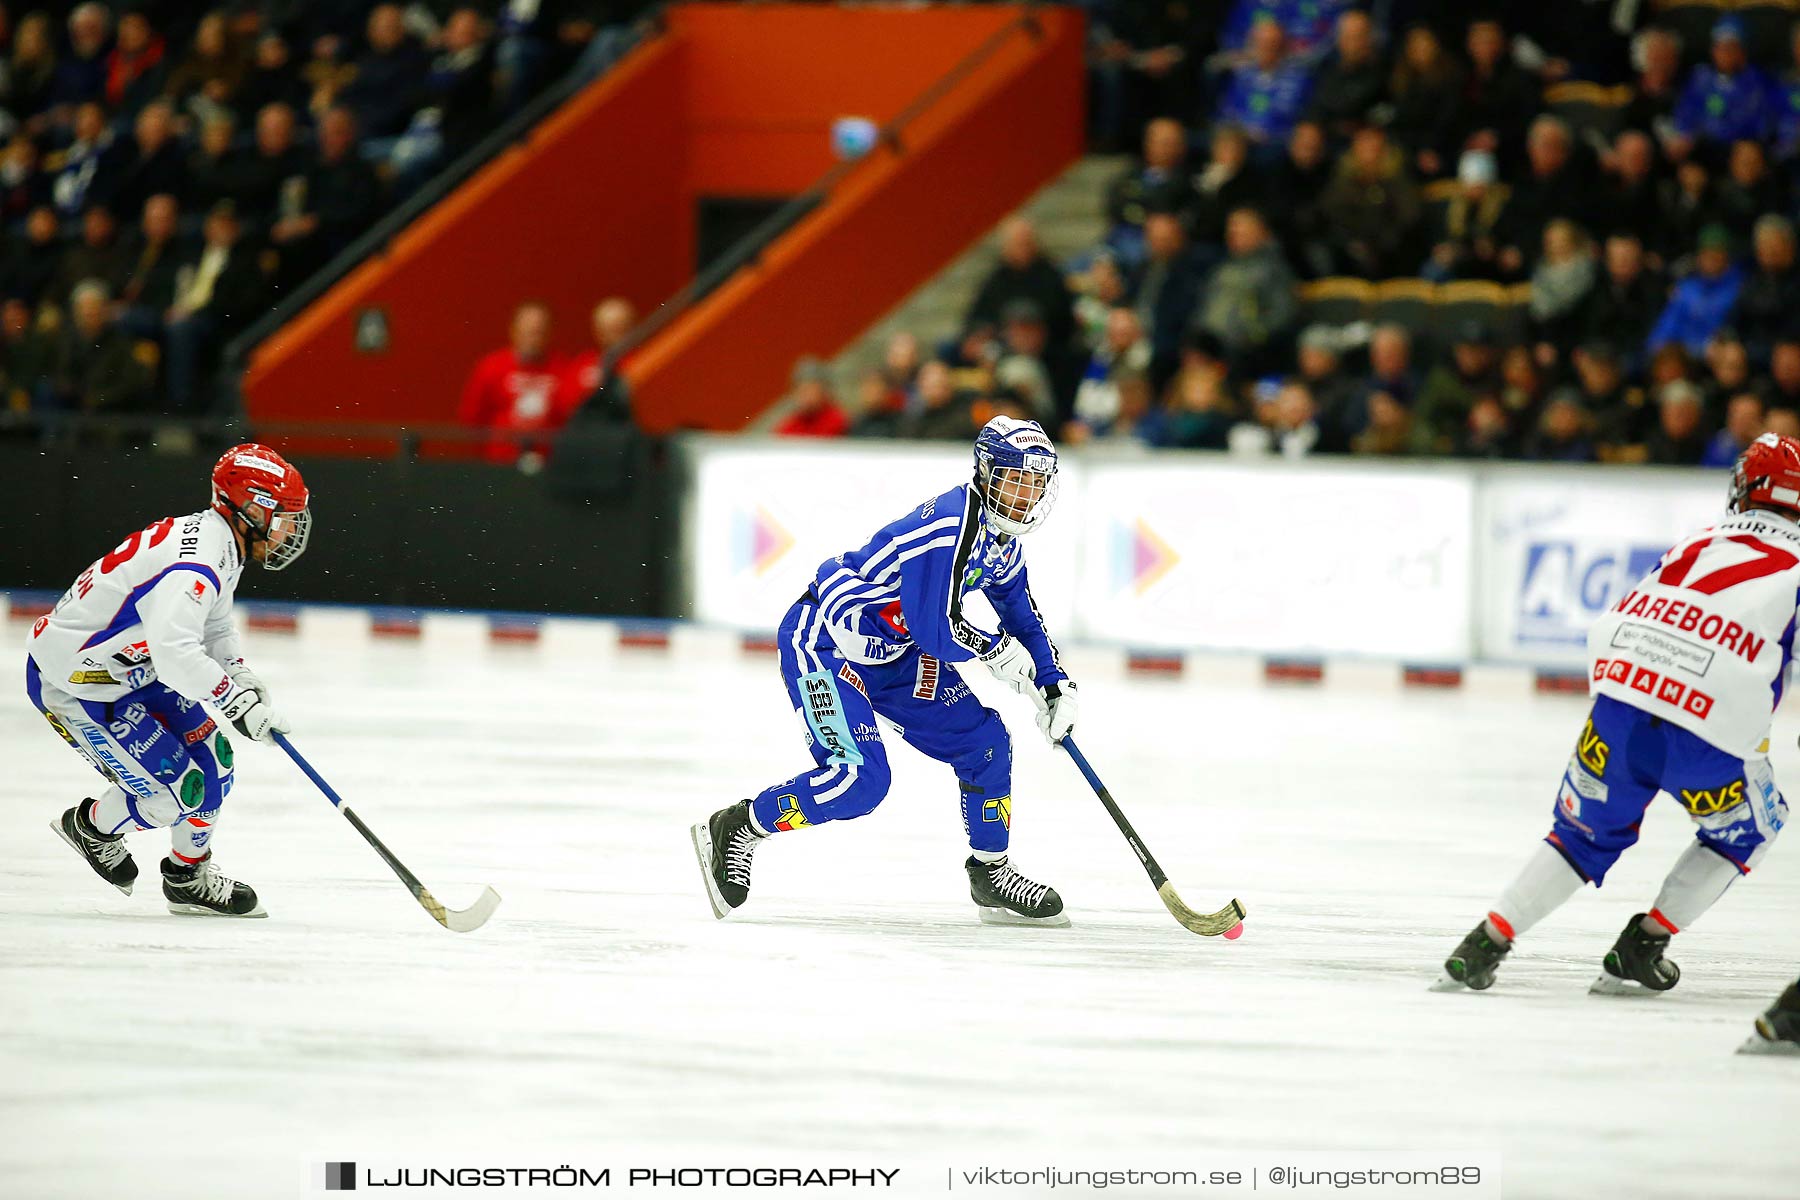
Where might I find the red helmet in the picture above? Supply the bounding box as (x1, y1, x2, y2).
(211, 443, 311, 571)
(1730, 433, 1800, 519)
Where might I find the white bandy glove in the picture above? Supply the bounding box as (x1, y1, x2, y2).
(979, 635, 1037, 695)
(219, 680, 290, 743)
(1036, 681, 1078, 745)
(225, 658, 271, 705)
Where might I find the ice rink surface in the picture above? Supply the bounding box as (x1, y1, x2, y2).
(3, 619, 1798, 1200)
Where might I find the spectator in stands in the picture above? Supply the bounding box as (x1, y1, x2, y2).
(1131, 211, 1204, 385)
(1342, 323, 1417, 450)
(1215, 18, 1311, 150)
(52, 278, 154, 418)
(163, 201, 270, 414)
(773, 357, 849, 438)
(115, 193, 184, 340)
(1647, 225, 1743, 357)
(558, 295, 636, 419)
(965, 217, 1073, 355)
(413, 9, 499, 173)
(4, 13, 59, 128)
(881, 331, 921, 397)
(1734, 215, 1800, 368)
(49, 4, 114, 114)
(1319, 124, 1421, 279)
(1414, 322, 1502, 456)
(2, 206, 63, 303)
(1703, 336, 1754, 420)
(1294, 325, 1354, 447)
(1455, 19, 1540, 173)
(1505, 115, 1595, 267)
(186, 113, 242, 214)
(1387, 23, 1462, 179)
(272, 106, 380, 269)
(1772, 409, 1800, 438)
(0, 297, 56, 413)
(236, 33, 310, 123)
(1189, 124, 1263, 253)
(239, 102, 307, 227)
(47, 101, 113, 215)
(339, 6, 430, 145)
(458, 300, 572, 461)
(1193, 207, 1296, 374)
(1702, 392, 1767, 468)
(1573, 341, 1650, 456)
(1071, 306, 1152, 436)
(1526, 387, 1596, 462)
(48, 205, 129, 309)
(1599, 131, 1664, 254)
(105, 10, 168, 115)
(165, 12, 248, 125)
(1162, 364, 1236, 450)
(902, 359, 976, 441)
(1764, 338, 1800, 411)
(1074, 252, 1129, 347)
(1219, 0, 1345, 60)
(994, 299, 1058, 423)
(100, 100, 186, 220)
(1105, 116, 1191, 265)
(1529, 219, 1597, 359)
(1717, 140, 1788, 230)
(1307, 9, 1385, 141)
(0, 135, 51, 224)
(1675, 18, 1781, 158)
(1268, 120, 1332, 276)
(1657, 158, 1721, 269)
(850, 366, 906, 439)
(1424, 149, 1515, 282)
(1624, 27, 1682, 142)
(1645, 378, 1707, 464)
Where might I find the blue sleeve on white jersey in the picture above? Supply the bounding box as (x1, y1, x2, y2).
(987, 560, 1068, 688)
(898, 485, 1000, 664)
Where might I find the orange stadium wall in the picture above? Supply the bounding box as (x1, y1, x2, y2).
(241, 4, 1085, 436)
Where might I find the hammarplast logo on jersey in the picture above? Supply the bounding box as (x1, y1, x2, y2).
(1515, 541, 1667, 646)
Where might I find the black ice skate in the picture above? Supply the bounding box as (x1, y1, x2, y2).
(967, 855, 1069, 927)
(1738, 980, 1800, 1057)
(1433, 921, 1511, 992)
(692, 800, 764, 919)
(1590, 913, 1679, 995)
(51, 802, 137, 895)
(161, 852, 266, 918)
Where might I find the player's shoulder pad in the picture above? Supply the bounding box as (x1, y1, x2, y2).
(183, 509, 238, 573)
(916, 482, 972, 525)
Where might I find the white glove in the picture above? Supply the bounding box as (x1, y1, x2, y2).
(1036, 681, 1078, 745)
(219, 681, 289, 744)
(225, 659, 272, 706)
(979, 636, 1037, 695)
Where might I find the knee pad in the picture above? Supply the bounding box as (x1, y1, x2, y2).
(821, 758, 892, 821)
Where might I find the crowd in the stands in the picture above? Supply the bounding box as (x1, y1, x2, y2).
(772, 1, 1800, 468)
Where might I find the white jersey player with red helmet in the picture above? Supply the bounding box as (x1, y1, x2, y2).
(1440, 433, 1796, 994)
(28, 444, 311, 917)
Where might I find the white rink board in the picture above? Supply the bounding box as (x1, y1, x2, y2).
(1478, 469, 1727, 666)
(685, 438, 1080, 633)
(1075, 459, 1474, 658)
(3, 620, 1797, 1198)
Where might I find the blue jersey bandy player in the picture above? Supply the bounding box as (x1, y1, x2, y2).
(1442, 434, 1798, 994)
(692, 417, 1079, 925)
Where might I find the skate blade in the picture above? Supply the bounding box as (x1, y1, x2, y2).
(689, 822, 732, 920)
(166, 901, 268, 918)
(51, 818, 132, 896)
(1588, 974, 1667, 997)
(977, 905, 1071, 928)
(1736, 1033, 1800, 1057)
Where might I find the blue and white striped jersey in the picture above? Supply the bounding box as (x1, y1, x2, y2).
(804, 482, 1066, 685)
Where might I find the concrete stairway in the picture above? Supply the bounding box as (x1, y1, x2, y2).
(755, 154, 1126, 428)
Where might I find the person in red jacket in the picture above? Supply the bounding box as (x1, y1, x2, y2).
(458, 301, 569, 465)
(773, 357, 850, 437)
